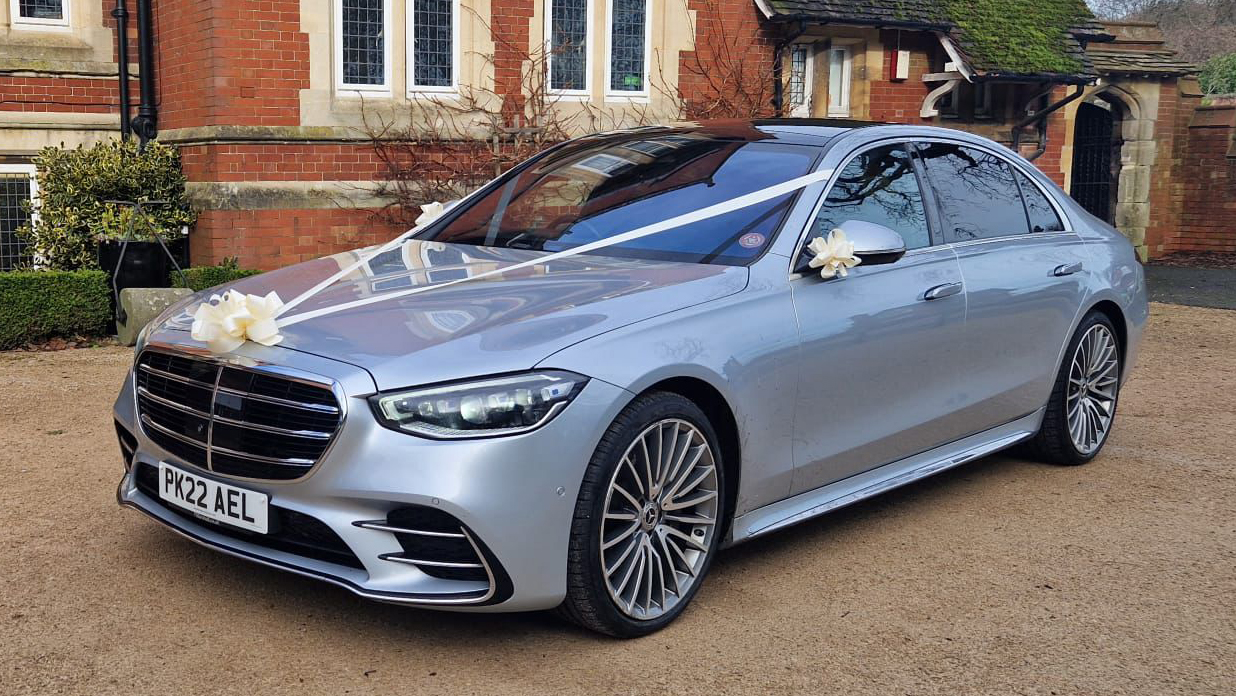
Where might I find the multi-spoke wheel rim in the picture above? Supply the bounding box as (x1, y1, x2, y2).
(1067, 324, 1120, 455)
(600, 418, 719, 621)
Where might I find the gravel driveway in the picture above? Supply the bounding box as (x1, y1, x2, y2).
(2, 303, 1233, 696)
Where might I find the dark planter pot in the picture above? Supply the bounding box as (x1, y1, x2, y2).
(98, 240, 172, 323)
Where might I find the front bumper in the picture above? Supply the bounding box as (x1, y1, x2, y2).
(114, 344, 631, 612)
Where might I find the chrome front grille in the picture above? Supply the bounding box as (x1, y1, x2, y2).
(135, 350, 343, 481)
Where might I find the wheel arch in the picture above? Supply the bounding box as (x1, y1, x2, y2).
(1087, 299, 1128, 375)
(636, 376, 741, 540)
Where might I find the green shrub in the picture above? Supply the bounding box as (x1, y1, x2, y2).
(172, 258, 263, 292)
(19, 139, 196, 271)
(1200, 53, 1236, 95)
(0, 270, 112, 349)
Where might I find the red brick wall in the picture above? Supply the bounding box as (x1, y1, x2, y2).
(490, 0, 535, 120)
(678, 0, 777, 118)
(194, 208, 407, 270)
(156, 0, 309, 130)
(869, 30, 935, 124)
(1145, 82, 1193, 256)
(1170, 105, 1236, 253)
(0, 76, 126, 114)
(180, 144, 388, 182)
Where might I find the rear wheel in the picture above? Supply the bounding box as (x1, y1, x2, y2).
(1026, 311, 1122, 465)
(558, 392, 724, 637)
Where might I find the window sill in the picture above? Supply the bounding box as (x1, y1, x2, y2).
(603, 93, 650, 104)
(336, 87, 394, 99)
(10, 20, 72, 34)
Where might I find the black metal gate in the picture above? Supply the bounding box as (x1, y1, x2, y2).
(1070, 102, 1117, 223)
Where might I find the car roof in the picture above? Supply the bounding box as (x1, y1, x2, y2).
(590, 119, 1018, 150)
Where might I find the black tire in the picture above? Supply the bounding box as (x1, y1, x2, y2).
(1024, 310, 1122, 466)
(556, 391, 726, 637)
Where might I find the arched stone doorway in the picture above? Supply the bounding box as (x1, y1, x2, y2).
(1068, 86, 1156, 258)
(1071, 100, 1122, 223)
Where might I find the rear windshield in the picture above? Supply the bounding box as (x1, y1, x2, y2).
(420, 133, 819, 265)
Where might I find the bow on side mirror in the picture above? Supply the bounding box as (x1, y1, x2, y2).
(795, 220, 908, 275)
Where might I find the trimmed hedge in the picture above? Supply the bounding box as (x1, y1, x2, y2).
(0, 270, 112, 349)
(172, 265, 263, 292)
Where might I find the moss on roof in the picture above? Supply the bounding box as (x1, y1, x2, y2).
(941, 0, 1095, 76)
(762, 0, 1104, 78)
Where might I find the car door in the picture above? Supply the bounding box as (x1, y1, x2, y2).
(914, 140, 1089, 432)
(788, 142, 971, 495)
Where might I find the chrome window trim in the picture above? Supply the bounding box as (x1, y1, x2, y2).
(785, 133, 1078, 278)
(134, 344, 348, 485)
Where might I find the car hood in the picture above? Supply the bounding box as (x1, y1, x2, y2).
(158, 241, 748, 389)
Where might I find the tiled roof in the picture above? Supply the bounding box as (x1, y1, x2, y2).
(1086, 49, 1197, 76)
(759, 0, 1114, 80)
(756, 0, 949, 28)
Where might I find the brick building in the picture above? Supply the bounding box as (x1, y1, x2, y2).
(0, 0, 1230, 270)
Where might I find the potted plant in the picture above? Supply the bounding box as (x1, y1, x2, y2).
(17, 139, 196, 320)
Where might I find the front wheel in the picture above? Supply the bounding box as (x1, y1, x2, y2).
(557, 392, 725, 637)
(1026, 311, 1122, 465)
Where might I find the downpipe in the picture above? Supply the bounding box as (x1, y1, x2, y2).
(1012, 83, 1085, 161)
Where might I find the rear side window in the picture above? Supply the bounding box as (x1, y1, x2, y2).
(812, 144, 931, 250)
(1015, 170, 1066, 233)
(917, 142, 1028, 242)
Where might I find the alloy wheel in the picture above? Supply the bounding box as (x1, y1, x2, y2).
(1067, 323, 1120, 455)
(599, 418, 719, 620)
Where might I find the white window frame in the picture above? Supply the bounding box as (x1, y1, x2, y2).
(545, 0, 594, 99)
(0, 163, 40, 269)
(9, 0, 71, 31)
(407, 0, 460, 96)
(334, 0, 393, 96)
(788, 43, 814, 118)
(603, 0, 651, 102)
(826, 45, 852, 118)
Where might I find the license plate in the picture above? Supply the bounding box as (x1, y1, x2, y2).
(158, 462, 269, 534)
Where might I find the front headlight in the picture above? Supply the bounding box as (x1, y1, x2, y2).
(370, 371, 589, 439)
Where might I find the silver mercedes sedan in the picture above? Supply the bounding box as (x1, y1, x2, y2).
(115, 120, 1147, 637)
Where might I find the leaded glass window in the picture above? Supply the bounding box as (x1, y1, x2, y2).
(18, 0, 63, 20)
(341, 0, 386, 87)
(608, 0, 646, 92)
(789, 45, 808, 106)
(412, 0, 453, 88)
(0, 169, 34, 271)
(549, 0, 589, 92)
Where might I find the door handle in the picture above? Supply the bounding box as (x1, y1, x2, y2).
(1053, 262, 1083, 277)
(923, 282, 963, 301)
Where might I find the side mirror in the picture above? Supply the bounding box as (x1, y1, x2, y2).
(796, 220, 908, 274)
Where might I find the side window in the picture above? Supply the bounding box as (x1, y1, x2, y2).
(1015, 170, 1065, 233)
(917, 142, 1029, 242)
(811, 144, 931, 250)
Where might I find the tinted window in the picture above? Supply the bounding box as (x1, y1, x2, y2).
(423, 135, 817, 265)
(812, 144, 931, 250)
(918, 143, 1029, 242)
(1015, 170, 1065, 233)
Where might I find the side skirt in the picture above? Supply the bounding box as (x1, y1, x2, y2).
(724, 409, 1044, 545)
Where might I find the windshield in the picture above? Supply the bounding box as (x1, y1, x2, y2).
(420, 131, 819, 265)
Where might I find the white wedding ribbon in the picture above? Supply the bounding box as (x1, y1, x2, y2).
(275, 198, 467, 319)
(273, 167, 836, 329)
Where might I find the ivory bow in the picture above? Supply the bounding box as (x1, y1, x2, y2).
(415, 201, 446, 227)
(806, 228, 862, 279)
(191, 290, 285, 354)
